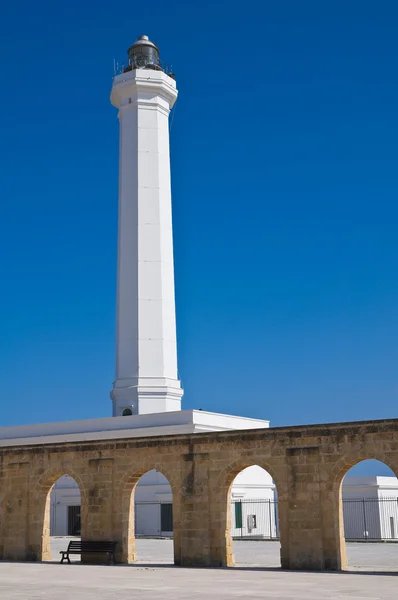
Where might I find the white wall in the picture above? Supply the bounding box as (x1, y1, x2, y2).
(231, 466, 274, 500)
(135, 503, 160, 536)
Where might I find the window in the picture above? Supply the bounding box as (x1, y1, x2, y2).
(122, 408, 133, 416)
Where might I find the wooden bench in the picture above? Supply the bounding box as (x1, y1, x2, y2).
(60, 540, 117, 564)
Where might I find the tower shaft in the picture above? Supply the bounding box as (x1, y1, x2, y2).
(110, 68, 183, 416)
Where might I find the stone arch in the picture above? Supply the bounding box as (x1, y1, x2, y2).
(211, 456, 282, 567)
(321, 449, 398, 571)
(119, 462, 178, 494)
(30, 467, 87, 562)
(216, 457, 281, 494)
(331, 452, 398, 492)
(117, 463, 179, 564)
(336, 453, 398, 570)
(35, 467, 86, 495)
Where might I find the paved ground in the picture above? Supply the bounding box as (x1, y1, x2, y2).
(51, 537, 398, 571)
(1, 560, 398, 599)
(1, 538, 397, 600)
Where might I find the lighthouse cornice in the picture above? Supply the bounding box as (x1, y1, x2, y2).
(111, 68, 177, 110)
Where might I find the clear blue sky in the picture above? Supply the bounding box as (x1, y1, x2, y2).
(1, 0, 397, 474)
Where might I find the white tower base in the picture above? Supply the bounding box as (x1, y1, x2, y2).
(111, 377, 183, 416)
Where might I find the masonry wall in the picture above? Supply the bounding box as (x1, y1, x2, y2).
(1, 418, 398, 570)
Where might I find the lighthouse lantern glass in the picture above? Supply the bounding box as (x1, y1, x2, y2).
(130, 45, 159, 69)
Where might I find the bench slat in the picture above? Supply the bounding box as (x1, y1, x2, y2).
(67, 541, 116, 549)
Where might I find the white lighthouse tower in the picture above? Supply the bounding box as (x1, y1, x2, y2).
(110, 36, 183, 417)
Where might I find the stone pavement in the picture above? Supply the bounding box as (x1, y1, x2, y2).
(51, 537, 398, 571)
(1, 539, 398, 599)
(1, 561, 398, 600)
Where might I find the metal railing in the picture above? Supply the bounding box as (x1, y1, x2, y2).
(231, 499, 279, 539)
(53, 497, 398, 541)
(113, 58, 174, 78)
(230, 497, 398, 541)
(343, 497, 398, 541)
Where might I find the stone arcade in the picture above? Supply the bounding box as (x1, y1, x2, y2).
(1, 419, 398, 570)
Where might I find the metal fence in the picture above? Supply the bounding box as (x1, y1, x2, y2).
(58, 498, 398, 541)
(231, 499, 279, 539)
(230, 497, 398, 541)
(343, 497, 398, 541)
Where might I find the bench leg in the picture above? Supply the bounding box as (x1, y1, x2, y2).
(61, 553, 72, 564)
(106, 552, 116, 566)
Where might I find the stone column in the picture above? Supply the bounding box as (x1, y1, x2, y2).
(0, 462, 31, 560)
(171, 494, 182, 565)
(176, 451, 215, 567)
(81, 458, 115, 564)
(281, 446, 327, 570)
(318, 487, 346, 571)
(111, 484, 134, 564)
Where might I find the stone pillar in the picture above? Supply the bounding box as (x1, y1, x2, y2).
(172, 494, 182, 565)
(176, 451, 215, 567)
(207, 464, 233, 567)
(29, 484, 52, 562)
(81, 458, 115, 564)
(0, 462, 31, 560)
(111, 485, 134, 564)
(319, 488, 346, 571)
(281, 447, 327, 570)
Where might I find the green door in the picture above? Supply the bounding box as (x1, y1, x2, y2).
(235, 502, 243, 529)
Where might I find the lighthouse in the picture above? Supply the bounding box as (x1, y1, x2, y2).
(110, 35, 183, 417)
